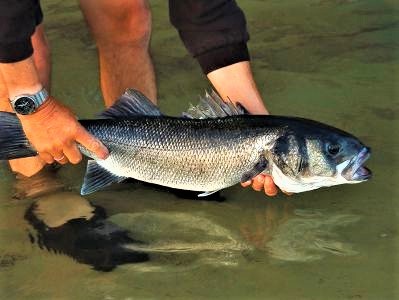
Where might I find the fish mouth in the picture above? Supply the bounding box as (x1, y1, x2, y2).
(342, 147, 372, 181)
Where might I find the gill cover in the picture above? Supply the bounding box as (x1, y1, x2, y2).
(272, 132, 307, 178)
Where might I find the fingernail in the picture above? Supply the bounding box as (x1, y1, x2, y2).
(266, 191, 278, 197)
(99, 149, 109, 159)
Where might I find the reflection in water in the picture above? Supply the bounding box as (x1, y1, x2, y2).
(240, 202, 294, 249)
(24, 191, 249, 272)
(25, 191, 362, 273)
(268, 209, 360, 261)
(25, 192, 149, 272)
(12, 164, 64, 200)
(240, 202, 360, 262)
(109, 211, 250, 270)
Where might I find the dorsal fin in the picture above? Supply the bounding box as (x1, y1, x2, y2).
(100, 89, 162, 119)
(182, 90, 246, 119)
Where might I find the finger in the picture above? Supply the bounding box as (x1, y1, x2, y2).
(38, 152, 54, 164)
(241, 180, 252, 187)
(51, 151, 69, 165)
(63, 143, 82, 164)
(251, 175, 265, 192)
(75, 127, 109, 159)
(56, 156, 69, 165)
(263, 175, 278, 196)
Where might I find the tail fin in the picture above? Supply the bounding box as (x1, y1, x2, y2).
(0, 112, 37, 160)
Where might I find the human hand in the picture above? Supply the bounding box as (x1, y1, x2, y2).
(18, 96, 109, 165)
(241, 174, 293, 196)
(241, 174, 278, 196)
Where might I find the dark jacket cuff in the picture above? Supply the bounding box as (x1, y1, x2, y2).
(196, 42, 250, 74)
(0, 40, 33, 63)
(0, 0, 42, 63)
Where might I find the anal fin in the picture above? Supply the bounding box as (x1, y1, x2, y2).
(241, 155, 269, 183)
(81, 160, 127, 195)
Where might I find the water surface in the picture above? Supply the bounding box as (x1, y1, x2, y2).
(0, 0, 398, 299)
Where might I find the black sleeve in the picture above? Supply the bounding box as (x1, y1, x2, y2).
(169, 0, 250, 74)
(0, 0, 43, 63)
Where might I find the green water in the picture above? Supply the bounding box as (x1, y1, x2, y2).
(1, 0, 398, 299)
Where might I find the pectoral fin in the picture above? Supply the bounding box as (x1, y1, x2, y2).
(198, 190, 220, 197)
(81, 160, 127, 195)
(240, 155, 269, 183)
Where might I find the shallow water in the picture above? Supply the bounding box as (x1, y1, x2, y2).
(1, 0, 398, 299)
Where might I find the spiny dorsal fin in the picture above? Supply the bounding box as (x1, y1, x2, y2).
(182, 90, 247, 119)
(100, 89, 162, 119)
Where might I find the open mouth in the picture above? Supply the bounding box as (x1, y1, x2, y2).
(342, 147, 372, 181)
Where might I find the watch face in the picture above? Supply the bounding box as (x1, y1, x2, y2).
(14, 97, 36, 115)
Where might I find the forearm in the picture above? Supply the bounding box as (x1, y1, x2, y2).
(0, 70, 10, 110)
(0, 56, 42, 99)
(207, 61, 269, 115)
(169, 0, 267, 114)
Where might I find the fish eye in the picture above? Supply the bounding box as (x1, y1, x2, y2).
(327, 143, 341, 156)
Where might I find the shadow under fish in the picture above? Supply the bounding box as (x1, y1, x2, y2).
(24, 192, 149, 272)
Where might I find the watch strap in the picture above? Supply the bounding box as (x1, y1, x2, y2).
(30, 88, 49, 107)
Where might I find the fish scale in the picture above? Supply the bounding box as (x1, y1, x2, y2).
(81, 117, 270, 192)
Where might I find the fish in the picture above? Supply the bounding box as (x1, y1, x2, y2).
(0, 89, 371, 196)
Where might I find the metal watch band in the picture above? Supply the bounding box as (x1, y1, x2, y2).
(30, 88, 49, 107)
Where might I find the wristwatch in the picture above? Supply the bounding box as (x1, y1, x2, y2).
(10, 88, 49, 115)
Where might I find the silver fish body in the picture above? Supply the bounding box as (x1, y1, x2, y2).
(81, 116, 280, 192)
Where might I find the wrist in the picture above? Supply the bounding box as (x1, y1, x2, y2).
(18, 96, 57, 122)
(10, 87, 50, 116)
(8, 84, 43, 100)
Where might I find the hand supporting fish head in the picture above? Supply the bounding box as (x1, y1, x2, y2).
(266, 120, 372, 193)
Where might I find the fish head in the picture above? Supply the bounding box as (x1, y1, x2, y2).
(268, 119, 371, 193)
